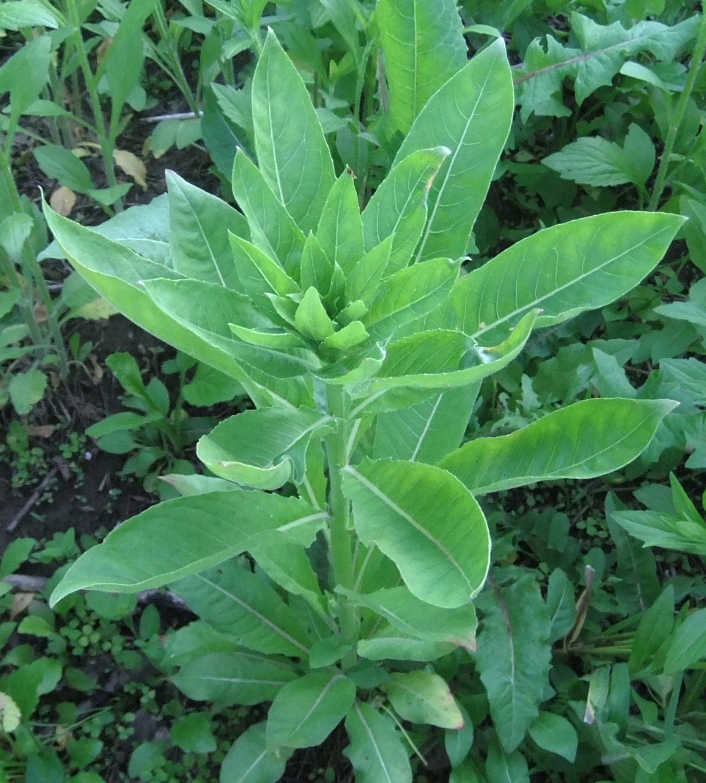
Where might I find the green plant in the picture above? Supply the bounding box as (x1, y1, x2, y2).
(43, 18, 685, 783)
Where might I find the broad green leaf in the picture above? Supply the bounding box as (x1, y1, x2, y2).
(612, 509, 706, 556)
(373, 384, 479, 462)
(316, 171, 364, 276)
(362, 147, 450, 272)
(197, 408, 329, 489)
(445, 705, 473, 769)
(252, 30, 335, 233)
(545, 569, 576, 644)
(266, 673, 355, 748)
(49, 491, 326, 604)
(343, 460, 490, 607)
(295, 287, 335, 342)
(250, 540, 324, 609)
(396, 39, 514, 262)
(363, 311, 537, 395)
(346, 237, 395, 305)
(229, 324, 308, 350)
(231, 149, 306, 275)
(320, 321, 368, 352)
(300, 233, 333, 298)
(344, 701, 412, 783)
(0, 35, 52, 124)
(357, 628, 456, 661)
(173, 561, 312, 657)
(475, 575, 552, 753)
(440, 399, 677, 495)
(377, 0, 466, 135)
(385, 671, 464, 729)
(443, 212, 685, 343)
(664, 609, 706, 674)
(166, 171, 246, 286)
(9, 369, 47, 415)
(629, 585, 674, 675)
(220, 723, 293, 783)
(528, 712, 578, 762)
(172, 651, 297, 706)
(339, 586, 477, 648)
(485, 736, 529, 783)
(0, 1, 60, 29)
(449, 760, 482, 783)
(34, 146, 93, 193)
(363, 257, 458, 340)
(171, 713, 216, 753)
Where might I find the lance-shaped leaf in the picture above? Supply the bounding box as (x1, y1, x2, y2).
(43, 205, 292, 407)
(342, 460, 490, 608)
(172, 651, 298, 706)
(344, 701, 412, 783)
(611, 509, 706, 556)
(166, 170, 247, 287)
(172, 562, 312, 657)
(385, 671, 464, 729)
(340, 586, 477, 648)
(49, 491, 326, 605)
(358, 627, 456, 661)
(221, 723, 293, 783)
(295, 287, 336, 342)
(396, 38, 514, 263)
(231, 149, 306, 275)
(346, 236, 395, 305)
(362, 147, 450, 272)
(442, 211, 685, 343)
(362, 311, 537, 395)
(373, 384, 479, 463)
(363, 257, 458, 340)
(475, 575, 552, 753)
(250, 540, 324, 610)
(197, 407, 330, 490)
(252, 30, 336, 233)
(266, 672, 356, 748)
(316, 171, 364, 277)
(377, 0, 467, 136)
(300, 232, 334, 297)
(440, 399, 677, 495)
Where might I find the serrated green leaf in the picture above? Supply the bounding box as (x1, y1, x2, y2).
(440, 399, 676, 495)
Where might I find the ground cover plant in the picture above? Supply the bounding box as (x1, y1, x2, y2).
(38, 9, 693, 780)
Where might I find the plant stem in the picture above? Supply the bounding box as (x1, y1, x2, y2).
(324, 384, 358, 652)
(664, 669, 683, 743)
(648, 12, 706, 211)
(151, 3, 199, 114)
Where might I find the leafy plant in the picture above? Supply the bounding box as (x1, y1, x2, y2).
(43, 16, 683, 783)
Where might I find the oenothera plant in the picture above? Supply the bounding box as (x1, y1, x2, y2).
(46, 29, 681, 783)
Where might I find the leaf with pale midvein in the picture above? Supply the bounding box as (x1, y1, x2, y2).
(220, 723, 293, 783)
(342, 460, 490, 608)
(385, 671, 464, 729)
(441, 212, 685, 343)
(250, 540, 324, 610)
(344, 701, 412, 783)
(43, 204, 281, 405)
(231, 149, 306, 276)
(172, 561, 312, 657)
(266, 672, 356, 748)
(252, 30, 335, 234)
(229, 233, 299, 307)
(396, 38, 514, 263)
(166, 170, 247, 287)
(49, 491, 326, 605)
(197, 407, 329, 490)
(172, 651, 297, 706)
(377, 0, 467, 136)
(373, 384, 479, 463)
(358, 627, 456, 661)
(360, 311, 537, 395)
(316, 171, 364, 276)
(440, 399, 677, 495)
(361, 147, 450, 272)
(346, 237, 395, 305)
(339, 586, 477, 648)
(475, 575, 552, 753)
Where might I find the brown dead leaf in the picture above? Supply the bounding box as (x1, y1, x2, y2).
(50, 186, 76, 217)
(27, 424, 56, 438)
(113, 149, 147, 188)
(87, 354, 104, 384)
(10, 592, 34, 619)
(96, 37, 112, 67)
(33, 303, 48, 322)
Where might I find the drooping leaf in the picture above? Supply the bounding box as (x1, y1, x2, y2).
(220, 723, 293, 783)
(251, 30, 335, 233)
(377, 0, 467, 135)
(49, 491, 326, 604)
(442, 212, 685, 343)
(173, 561, 312, 657)
(266, 672, 356, 748)
(358, 627, 456, 661)
(475, 575, 552, 753)
(172, 651, 297, 706)
(385, 671, 464, 729)
(440, 399, 677, 494)
(344, 701, 413, 783)
(166, 171, 246, 287)
(361, 147, 450, 272)
(396, 39, 514, 262)
(343, 460, 490, 608)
